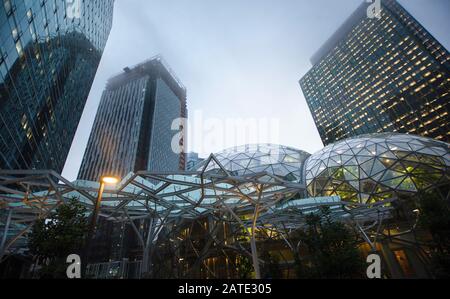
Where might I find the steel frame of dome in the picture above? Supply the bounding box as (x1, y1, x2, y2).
(198, 144, 311, 184)
(0, 153, 306, 275)
(1, 136, 448, 278)
(0, 152, 391, 278)
(305, 133, 450, 204)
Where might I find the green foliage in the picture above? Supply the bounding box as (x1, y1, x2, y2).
(419, 195, 450, 252)
(261, 251, 282, 279)
(418, 193, 450, 278)
(28, 198, 88, 278)
(237, 256, 253, 279)
(293, 207, 365, 279)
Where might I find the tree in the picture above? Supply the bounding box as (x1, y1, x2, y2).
(28, 199, 88, 278)
(261, 251, 282, 279)
(293, 207, 365, 279)
(236, 255, 254, 279)
(418, 193, 450, 279)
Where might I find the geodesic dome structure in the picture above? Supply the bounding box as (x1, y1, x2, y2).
(305, 133, 450, 204)
(197, 144, 311, 184)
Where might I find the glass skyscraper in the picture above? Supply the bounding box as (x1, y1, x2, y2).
(0, 0, 114, 172)
(78, 56, 187, 182)
(77, 56, 187, 264)
(186, 152, 204, 171)
(300, 0, 450, 146)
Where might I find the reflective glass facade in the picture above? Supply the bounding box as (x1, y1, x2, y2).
(186, 152, 204, 170)
(78, 57, 187, 181)
(0, 0, 114, 172)
(300, 0, 450, 146)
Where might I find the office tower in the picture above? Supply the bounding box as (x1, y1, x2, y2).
(186, 152, 204, 171)
(300, 0, 450, 146)
(78, 56, 187, 265)
(0, 0, 115, 172)
(78, 56, 187, 181)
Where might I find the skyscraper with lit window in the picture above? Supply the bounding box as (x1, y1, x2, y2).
(300, 0, 450, 146)
(0, 0, 115, 172)
(78, 56, 187, 182)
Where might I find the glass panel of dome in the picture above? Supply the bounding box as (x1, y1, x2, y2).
(312, 164, 323, 175)
(342, 155, 357, 165)
(355, 155, 373, 165)
(370, 160, 386, 176)
(394, 143, 412, 152)
(345, 165, 359, 178)
(381, 169, 405, 181)
(383, 177, 405, 189)
(349, 180, 359, 190)
(341, 168, 355, 182)
(220, 160, 232, 168)
(282, 155, 298, 163)
(329, 157, 342, 167)
(419, 147, 442, 156)
(409, 140, 425, 147)
(418, 155, 443, 166)
(376, 144, 389, 153)
(283, 164, 301, 173)
(331, 168, 345, 181)
(283, 173, 297, 182)
(360, 159, 375, 177)
(397, 177, 417, 192)
(430, 147, 447, 156)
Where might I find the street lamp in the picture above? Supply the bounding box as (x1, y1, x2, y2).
(82, 175, 120, 278)
(102, 176, 120, 185)
(90, 176, 120, 235)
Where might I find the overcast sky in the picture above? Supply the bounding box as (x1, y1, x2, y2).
(62, 0, 450, 181)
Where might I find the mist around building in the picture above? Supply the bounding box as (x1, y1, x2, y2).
(0, 0, 449, 287)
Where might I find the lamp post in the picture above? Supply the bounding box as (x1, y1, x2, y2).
(82, 175, 119, 278)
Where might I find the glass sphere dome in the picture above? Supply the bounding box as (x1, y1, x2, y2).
(197, 144, 311, 184)
(305, 133, 450, 204)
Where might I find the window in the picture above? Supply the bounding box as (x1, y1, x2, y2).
(15, 41, 23, 57)
(4, 0, 12, 15)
